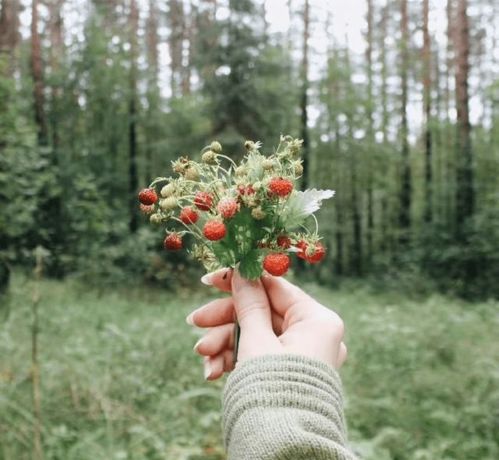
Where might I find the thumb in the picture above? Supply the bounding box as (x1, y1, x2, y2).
(231, 270, 281, 360)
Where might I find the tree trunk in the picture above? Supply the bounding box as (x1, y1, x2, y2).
(379, 4, 388, 142)
(0, 0, 20, 73)
(31, 0, 48, 146)
(398, 0, 411, 243)
(423, 0, 433, 223)
(365, 0, 374, 264)
(128, 0, 139, 233)
(299, 0, 310, 190)
(145, 0, 159, 184)
(48, 0, 64, 150)
(168, 0, 184, 98)
(454, 0, 474, 230)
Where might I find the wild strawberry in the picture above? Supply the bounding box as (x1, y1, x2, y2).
(184, 166, 200, 181)
(194, 191, 213, 211)
(180, 206, 199, 224)
(263, 253, 291, 276)
(150, 213, 162, 224)
(164, 233, 183, 251)
(306, 242, 326, 264)
(217, 198, 239, 219)
(268, 177, 293, 197)
(295, 240, 308, 260)
(237, 184, 255, 196)
(160, 196, 178, 211)
(277, 235, 291, 249)
(140, 203, 155, 215)
(203, 220, 226, 241)
(210, 141, 222, 153)
(161, 183, 175, 198)
(202, 150, 217, 164)
(138, 188, 158, 205)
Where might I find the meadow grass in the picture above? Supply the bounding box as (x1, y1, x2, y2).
(1, 273, 498, 460)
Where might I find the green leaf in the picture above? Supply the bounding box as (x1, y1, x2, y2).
(211, 242, 236, 267)
(281, 189, 335, 230)
(238, 249, 263, 280)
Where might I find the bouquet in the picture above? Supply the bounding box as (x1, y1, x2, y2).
(138, 135, 334, 280)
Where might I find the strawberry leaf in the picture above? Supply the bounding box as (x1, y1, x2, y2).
(281, 189, 335, 229)
(238, 249, 263, 280)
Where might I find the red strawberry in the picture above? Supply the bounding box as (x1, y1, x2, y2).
(139, 203, 155, 215)
(138, 188, 158, 205)
(164, 233, 183, 251)
(276, 235, 291, 249)
(306, 242, 326, 264)
(296, 240, 308, 260)
(180, 206, 199, 224)
(194, 191, 213, 211)
(237, 184, 255, 196)
(263, 253, 291, 276)
(268, 178, 293, 197)
(203, 220, 226, 241)
(217, 198, 239, 219)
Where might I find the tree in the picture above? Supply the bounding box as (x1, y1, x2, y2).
(31, 0, 48, 146)
(422, 0, 433, 223)
(454, 0, 474, 231)
(398, 0, 412, 243)
(0, 0, 20, 73)
(128, 0, 139, 233)
(299, 0, 310, 190)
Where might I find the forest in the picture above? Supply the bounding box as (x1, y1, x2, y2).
(0, 0, 498, 459)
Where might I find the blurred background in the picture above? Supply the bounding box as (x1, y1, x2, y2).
(0, 0, 498, 459)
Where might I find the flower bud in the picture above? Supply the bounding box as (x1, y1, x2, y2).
(210, 141, 222, 153)
(202, 150, 217, 164)
(244, 140, 255, 150)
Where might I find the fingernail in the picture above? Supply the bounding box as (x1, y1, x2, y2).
(193, 338, 203, 351)
(186, 311, 195, 326)
(201, 273, 213, 285)
(204, 358, 212, 380)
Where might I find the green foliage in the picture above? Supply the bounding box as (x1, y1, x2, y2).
(1, 275, 498, 459)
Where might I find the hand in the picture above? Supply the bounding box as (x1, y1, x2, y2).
(186, 269, 347, 380)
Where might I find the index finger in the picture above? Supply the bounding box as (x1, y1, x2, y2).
(200, 268, 233, 293)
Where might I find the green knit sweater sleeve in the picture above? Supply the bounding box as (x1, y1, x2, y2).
(222, 354, 358, 460)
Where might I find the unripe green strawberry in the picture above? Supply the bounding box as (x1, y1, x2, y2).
(202, 150, 217, 164)
(180, 206, 199, 224)
(217, 198, 239, 219)
(262, 159, 274, 170)
(164, 232, 183, 251)
(251, 207, 266, 220)
(263, 253, 290, 276)
(203, 220, 226, 241)
(210, 141, 222, 153)
(160, 196, 178, 211)
(138, 188, 158, 205)
(150, 213, 162, 224)
(161, 183, 175, 197)
(293, 161, 304, 176)
(268, 177, 293, 197)
(184, 166, 200, 181)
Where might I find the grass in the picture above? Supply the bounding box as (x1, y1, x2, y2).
(1, 273, 498, 460)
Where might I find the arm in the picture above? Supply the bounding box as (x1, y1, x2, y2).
(223, 354, 357, 460)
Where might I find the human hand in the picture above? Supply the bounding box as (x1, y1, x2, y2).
(186, 269, 347, 380)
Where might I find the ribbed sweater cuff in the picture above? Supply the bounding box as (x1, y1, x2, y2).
(222, 354, 345, 447)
